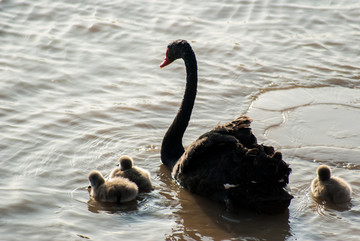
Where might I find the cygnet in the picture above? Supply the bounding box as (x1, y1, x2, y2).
(110, 155, 152, 192)
(88, 170, 138, 203)
(311, 165, 352, 204)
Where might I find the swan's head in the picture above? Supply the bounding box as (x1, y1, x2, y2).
(119, 155, 134, 170)
(317, 165, 331, 181)
(88, 170, 105, 187)
(160, 39, 192, 68)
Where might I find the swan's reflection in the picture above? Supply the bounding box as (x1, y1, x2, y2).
(159, 165, 291, 240)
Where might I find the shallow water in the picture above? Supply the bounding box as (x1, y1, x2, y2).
(1, 0, 360, 240)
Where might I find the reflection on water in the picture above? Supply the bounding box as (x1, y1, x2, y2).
(1, 0, 360, 240)
(87, 195, 139, 214)
(160, 165, 291, 240)
(311, 196, 352, 212)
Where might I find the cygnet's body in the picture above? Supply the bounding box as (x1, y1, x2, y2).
(88, 170, 138, 203)
(311, 165, 352, 204)
(110, 155, 152, 192)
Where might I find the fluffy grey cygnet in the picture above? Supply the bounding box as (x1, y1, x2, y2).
(88, 170, 138, 203)
(110, 155, 152, 192)
(311, 165, 352, 204)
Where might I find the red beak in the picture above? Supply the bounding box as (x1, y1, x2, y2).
(160, 48, 172, 68)
(160, 56, 171, 68)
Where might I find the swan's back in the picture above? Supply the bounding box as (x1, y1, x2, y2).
(172, 116, 292, 213)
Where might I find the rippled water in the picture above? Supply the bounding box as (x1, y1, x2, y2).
(1, 0, 360, 240)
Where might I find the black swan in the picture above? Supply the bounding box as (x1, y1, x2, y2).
(311, 165, 352, 204)
(159, 39, 292, 214)
(110, 155, 153, 193)
(88, 170, 138, 203)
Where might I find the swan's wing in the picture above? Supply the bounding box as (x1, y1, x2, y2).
(172, 115, 292, 213)
(179, 132, 240, 172)
(173, 129, 291, 197)
(172, 131, 243, 196)
(176, 115, 258, 176)
(212, 116, 257, 148)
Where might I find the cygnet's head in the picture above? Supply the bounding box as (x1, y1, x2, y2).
(119, 155, 133, 170)
(88, 170, 105, 187)
(317, 165, 331, 181)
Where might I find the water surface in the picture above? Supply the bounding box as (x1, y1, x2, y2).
(1, 0, 360, 240)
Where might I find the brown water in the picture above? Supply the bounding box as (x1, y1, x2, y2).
(1, 0, 360, 240)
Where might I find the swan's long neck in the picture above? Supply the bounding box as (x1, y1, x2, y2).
(161, 50, 197, 169)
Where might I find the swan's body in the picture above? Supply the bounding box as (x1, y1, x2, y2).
(160, 40, 292, 214)
(110, 155, 153, 193)
(311, 165, 352, 204)
(88, 170, 138, 203)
